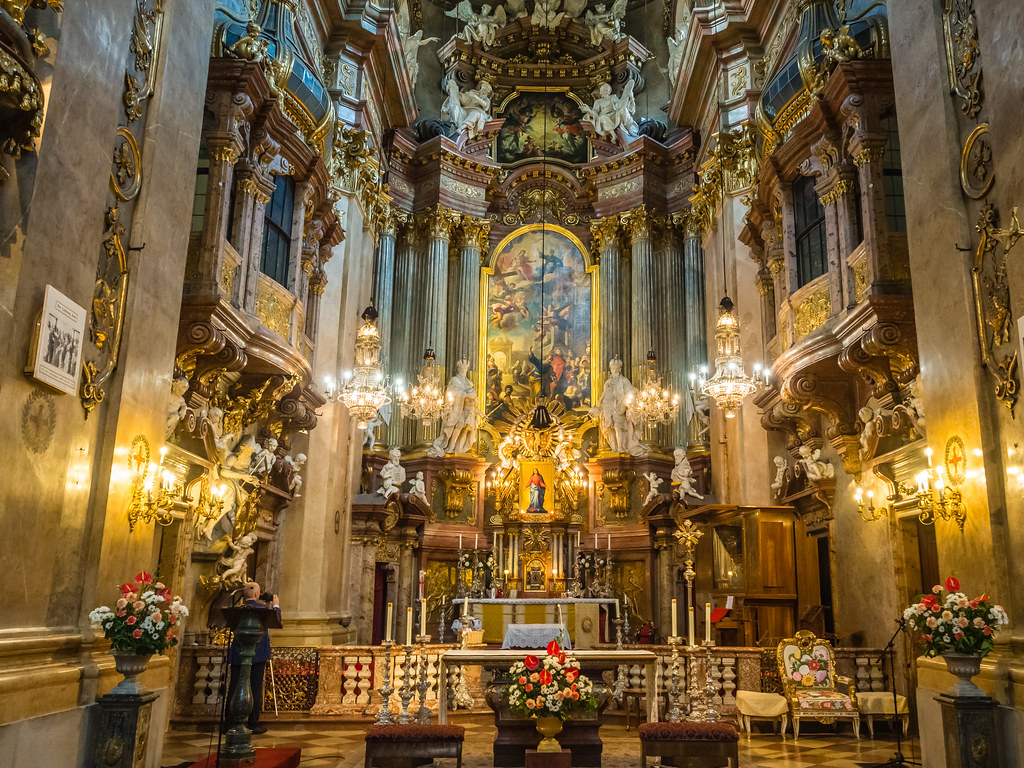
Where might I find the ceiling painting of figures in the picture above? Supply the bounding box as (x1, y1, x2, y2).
(495, 90, 590, 166)
(483, 225, 593, 426)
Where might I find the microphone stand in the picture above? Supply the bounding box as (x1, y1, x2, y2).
(866, 618, 919, 768)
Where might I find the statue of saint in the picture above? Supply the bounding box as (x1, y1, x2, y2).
(379, 448, 406, 498)
(442, 78, 494, 139)
(589, 357, 647, 456)
(581, 81, 638, 143)
(429, 360, 482, 456)
(672, 448, 704, 500)
(527, 468, 547, 512)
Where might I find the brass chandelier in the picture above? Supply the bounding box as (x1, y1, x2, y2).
(626, 349, 681, 425)
(336, 304, 392, 429)
(700, 296, 758, 419)
(400, 347, 450, 424)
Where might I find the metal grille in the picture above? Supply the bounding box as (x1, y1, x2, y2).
(265, 647, 320, 712)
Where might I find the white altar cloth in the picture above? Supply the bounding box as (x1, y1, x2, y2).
(502, 623, 570, 649)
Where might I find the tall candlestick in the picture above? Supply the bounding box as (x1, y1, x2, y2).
(671, 599, 678, 638)
(705, 602, 712, 643)
(406, 606, 413, 646)
(385, 601, 393, 642)
(420, 598, 426, 637)
(688, 607, 695, 647)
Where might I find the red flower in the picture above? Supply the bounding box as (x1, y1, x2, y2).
(120, 583, 135, 595)
(135, 571, 153, 584)
(117, 610, 126, 617)
(571, 691, 579, 700)
(126, 616, 137, 625)
(922, 634, 932, 642)
(983, 626, 992, 635)
(538, 670, 553, 685)
(931, 605, 941, 613)
(921, 594, 938, 608)
(979, 593, 990, 602)
(945, 576, 961, 592)
(558, 652, 567, 664)
(808, 660, 820, 671)
(132, 629, 142, 639)
(546, 640, 561, 656)
(519, 676, 527, 685)
(524, 655, 540, 671)
(525, 683, 533, 692)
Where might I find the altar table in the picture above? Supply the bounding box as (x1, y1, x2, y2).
(502, 623, 570, 649)
(437, 648, 660, 725)
(462, 598, 617, 648)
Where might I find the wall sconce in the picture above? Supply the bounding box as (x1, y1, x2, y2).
(854, 488, 883, 521)
(189, 472, 230, 528)
(127, 444, 180, 532)
(915, 448, 967, 531)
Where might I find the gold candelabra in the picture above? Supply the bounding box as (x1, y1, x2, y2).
(855, 447, 967, 530)
(127, 445, 181, 531)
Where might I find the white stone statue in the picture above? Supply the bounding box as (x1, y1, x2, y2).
(771, 455, 788, 499)
(589, 357, 647, 456)
(285, 452, 306, 497)
(581, 81, 638, 143)
(441, 78, 494, 139)
(224, 434, 258, 476)
(906, 379, 925, 433)
(364, 401, 391, 452)
(562, 0, 588, 19)
(667, 22, 689, 85)
(429, 360, 482, 457)
(797, 444, 835, 482)
(250, 436, 278, 477)
(504, 0, 528, 19)
(643, 471, 662, 506)
(672, 447, 704, 500)
(217, 532, 257, 587)
(166, 377, 189, 438)
(584, 0, 626, 46)
(532, 0, 564, 29)
(402, 30, 438, 88)
(858, 405, 880, 462)
(379, 448, 407, 498)
(686, 386, 711, 443)
(410, 471, 428, 505)
(207, 406, 239, 466)
(446, 1, 507, 48)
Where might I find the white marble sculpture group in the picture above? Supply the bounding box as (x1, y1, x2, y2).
(428, 359, 483, 457)
(590, 357, 648, 456)
(672, 447, 704, 500)
(581, 81, 639, 143)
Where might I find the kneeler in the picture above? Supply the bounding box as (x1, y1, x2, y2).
(638, 721, 740, 768)
(363, 724, 465, 768)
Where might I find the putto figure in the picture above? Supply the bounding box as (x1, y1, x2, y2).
(584, 0, 627, 46)
(446, 1, 507, 48)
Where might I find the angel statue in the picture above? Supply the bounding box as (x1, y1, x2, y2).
(562, 0, 588, 19)
(446, 1, 507, 48)
(532, 0, 564, 29)
(402, 30, 439, 88)
(643, 472, 662, 506)
(666, 22, 689, 84)
(582, 81, 638, 143)
(442, 78, 494, 139)
(584, 0, 626, 47)
(504, 0, 528, 19)
(797, 444, 835, 483)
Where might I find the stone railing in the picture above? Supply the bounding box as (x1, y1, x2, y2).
(171, 643, 887, 723)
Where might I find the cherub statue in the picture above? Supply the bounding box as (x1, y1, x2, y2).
(285, 452, 306, 496)
(250, 436, 278, 477)
(562, 0, 587, 19)
(217, 532, 257, 587)
(770, 455, 788, 500)
(410, 471, 428, 506)
(402, 29, 438, 88)
(379, 448, 406, 498)
(584, 0, 626, 47)
(643, 472, 662, 506)
(227, 21, 268, 63)
(166, 377, 189, 438)
(446, 1, 507, 48)
(532, 0, 564, 29)
(797, 444, 835, 482)
(441, 78, 494, 139)
(858, 405, 880, 462)
(581, 81, 638, 143)
(821, 24, 864, 64)
(672, 447, 704, 500)
(906, 379, 925, 434)
(666, 22, 689, 84)
(504, 0, 528, 19)
(364, 402, 391, 452)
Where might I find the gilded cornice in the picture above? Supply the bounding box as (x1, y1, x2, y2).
(688, 122, 759, 235)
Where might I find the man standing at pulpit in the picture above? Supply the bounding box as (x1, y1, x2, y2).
(528, 467, 547, 512)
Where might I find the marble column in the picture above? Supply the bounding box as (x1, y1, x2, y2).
(591, 217, 628, 386)
(373, 205, 404, 359)
(622, 205, 655, 382)
(447, 218, 490, 372)
(232, 163, 275, 313)
(654, 219, 688, 448)
(387, 222, 417, 449)
(196, 137, 242, 298)
(682, 229, 708, 372)
(850, 133, 897, 290)
(419, 206, 461, 375)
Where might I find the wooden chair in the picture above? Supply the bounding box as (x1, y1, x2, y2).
(364, 724, 465, 768)
(776, 630, 860, 740)
(638, 721, 739, 767)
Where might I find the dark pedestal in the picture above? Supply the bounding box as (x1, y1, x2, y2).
(526, 749, 573, 768)
(937, 694, 1003, 768)
(92, 691, 158, 768)
(491, 712, 601, 767)
(189, 747, 301, 768)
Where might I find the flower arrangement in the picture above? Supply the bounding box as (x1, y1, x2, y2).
(507, 640, 598, 720)
(903, 576, 1008, 657)
(89, 571, 189, 655)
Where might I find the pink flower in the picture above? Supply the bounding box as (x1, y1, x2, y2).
(133, 600, 144, 610)
(132, 629, 142, 639)
(926, 617, 937, 628)
(151, 612, 162, 623)
(526, 699, 536, 709)
(922, 634, 933, 642)
(126, 616, 136, 625)
(932, 585, 942, 594)
(956, 617, 969, 628)
(973, 617, 985, 628)
(116, 598, 128, 609)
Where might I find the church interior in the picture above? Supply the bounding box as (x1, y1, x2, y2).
(2, 0, 1023, 766)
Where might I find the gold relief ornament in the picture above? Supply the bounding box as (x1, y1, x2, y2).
(437, 467, 475, 520)
(599, 468, 635, 521)
(943, 0, 983, 119)
(793, 287, 831, 340)
(110, 128, 142, 202)
(960, 123, 994, 200)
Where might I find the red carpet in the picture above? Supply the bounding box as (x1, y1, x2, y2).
(188, 748, 301, 768)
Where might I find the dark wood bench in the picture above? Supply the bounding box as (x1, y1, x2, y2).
(638, 721, 740, 768)
(363, 724, 465, 768)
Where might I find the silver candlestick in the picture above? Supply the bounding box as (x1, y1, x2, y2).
(703, 640, 718, 723)
(612, 617, 626, 704)
(374, 640, 396, 724)
(668, 636, 683, 722)
(437, 603, 446, 644)
(686, 641, 707, 722)
(415, 634, 431, 724)
(398, 643, 416, 723)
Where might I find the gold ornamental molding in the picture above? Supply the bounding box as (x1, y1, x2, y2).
(943, 0, 983, 119)
(437, 468, 475, 520)
(255, 276, 294, 341)
(792, 286, 831, 341)
(688, 122, 759, 234)
(960, 123, 994, 200)
(598, 468, 634, 521)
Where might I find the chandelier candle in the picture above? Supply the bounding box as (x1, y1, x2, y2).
(688, 607, 695, 647)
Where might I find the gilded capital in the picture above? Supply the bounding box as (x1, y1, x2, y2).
(590, 216, 620, 252)
(619, 205, 652, 241)
(458, 217, 492, 252)
(853, 145, 886, 167)
(423, 205, 462, 240)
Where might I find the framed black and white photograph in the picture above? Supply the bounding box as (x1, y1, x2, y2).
(28, 285, 87, 396)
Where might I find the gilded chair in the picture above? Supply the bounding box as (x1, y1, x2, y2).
(776, 630, 860, 740)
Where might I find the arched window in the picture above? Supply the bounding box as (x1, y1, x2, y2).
(260, 175, 295, 287)
(793, 174, 827, 287)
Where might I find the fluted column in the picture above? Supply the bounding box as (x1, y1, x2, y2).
(621, 205, 654, 382)
(388, 221, 419, 450)
(591, 217, 627, 386)
(682, 224, 708, 372)
(373, 205, 405, 359)
(420, 206, 462, 375)
(850, 134, 895, 289)
(447, 218, 490, 371)
(655, 219, 688, 448)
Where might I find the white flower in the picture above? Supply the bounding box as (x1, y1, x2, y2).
(89, 607, 114, 624)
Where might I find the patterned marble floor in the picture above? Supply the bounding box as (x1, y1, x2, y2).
(162, 715, 920, 768)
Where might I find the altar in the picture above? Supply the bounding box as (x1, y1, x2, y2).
(462, 598, 618, 648)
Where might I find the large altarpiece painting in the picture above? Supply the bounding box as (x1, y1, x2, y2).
(495, 90, 590, 166)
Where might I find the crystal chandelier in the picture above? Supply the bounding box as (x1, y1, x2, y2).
(701, 296, 758, 419)
(626, 349, 680, 425)
(336, 304, 391, 429)
(400, 347, 450, 423)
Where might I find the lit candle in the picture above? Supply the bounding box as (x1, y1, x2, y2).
(576, 532, 581, 547)
(688, 607, 695, 647)
(493, 532, 497, 548)
(418, 570, 425, 599)
(464, 595, 469, 615)
(459, 533, 463, 550)
(406, 606, 413, 646)
(420, 598, 426, 637)
(705, 602, 712, 643)
(615, 599, 621, 618)
(594, 533, 598, 549)
(475, 534, 479, 549)
(607, 534, 611, 550)
(385, 601, 393, 642)
(671, 599, 678, 639)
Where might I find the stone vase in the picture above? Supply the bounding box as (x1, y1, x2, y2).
(942, 652, 985, 698)
(534, 715, 563, 753)
(110, 650, 152, 696)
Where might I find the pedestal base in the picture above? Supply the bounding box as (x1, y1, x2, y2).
(936, 693, 1002, 768)
(92, 691, 159, 768)
(526, 749, 572, 768)
(189, 747, 301, 768)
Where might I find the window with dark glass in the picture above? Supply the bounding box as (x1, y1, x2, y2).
(793, 174, 828, 287)
(882, 112, 906, 233)
(190, 149, 209, 232)
(260, 175, 295, 287)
